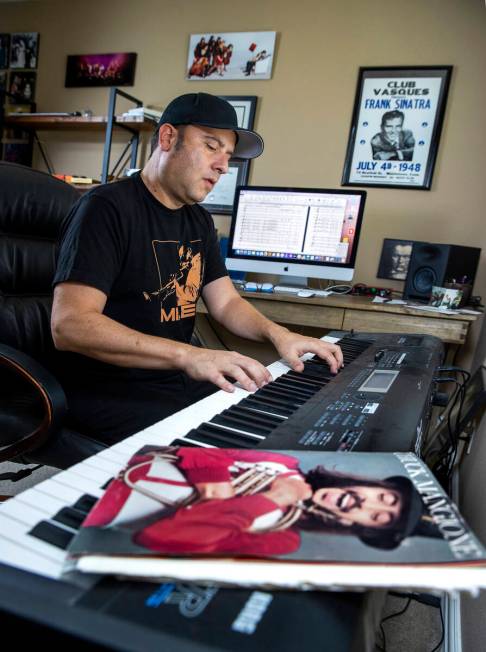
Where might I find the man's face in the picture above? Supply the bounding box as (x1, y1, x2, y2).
(163, 125, 235, 207)
(382, 117, 403, 142)
(312, 484, 402, 529)
(390, 244, 411, 278)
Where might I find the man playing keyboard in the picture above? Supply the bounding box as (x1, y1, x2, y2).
(51, 92, 343, 445)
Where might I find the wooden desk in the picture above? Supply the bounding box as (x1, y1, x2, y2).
(198, 291, 481, 362)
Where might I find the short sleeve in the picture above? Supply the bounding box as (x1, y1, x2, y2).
(199, 208, 228, 287)
(53, 193, 127, 296)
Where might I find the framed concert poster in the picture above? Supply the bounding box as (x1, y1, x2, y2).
(342, 66, 452, 190)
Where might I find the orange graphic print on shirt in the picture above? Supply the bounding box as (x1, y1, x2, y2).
(143, 240, 203, 323)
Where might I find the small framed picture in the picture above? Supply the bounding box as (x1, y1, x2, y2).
(8, 71, 36, 104)
(377, 238, 414, 281)
(0, 34, 10, 69)
(201, 159, 250, 214)
(219, 95, 257, 130)
(10, 32, 39, 69)
(65, 52, 137, 87)
(342, 66, 452, 190)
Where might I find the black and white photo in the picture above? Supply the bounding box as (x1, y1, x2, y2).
(377, 238, 414, 281)
(10, 32, 39, 69)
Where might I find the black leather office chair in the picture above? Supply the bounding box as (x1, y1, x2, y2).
(0, 162, 108, 469)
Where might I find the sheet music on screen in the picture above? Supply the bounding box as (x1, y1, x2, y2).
(232, 188, 362, 264)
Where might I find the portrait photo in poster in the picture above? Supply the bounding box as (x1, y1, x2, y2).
(342, 67, 452, 190)
(186, 31, 276, 81)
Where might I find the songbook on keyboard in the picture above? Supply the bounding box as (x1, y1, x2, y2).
(66, 446, 486, 593)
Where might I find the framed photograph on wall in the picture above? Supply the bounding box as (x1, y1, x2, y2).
(201, 159, 249, 214)
(219, 95, 257, 130)
(186, 31, 276, 81)
(377, 238, 414, 281)
(342, 66, 452, 190)
(65, 52, 137, 87)
(0, 34, 10, 69)
(8, 71, 36, 104)
(10, 32, 39, 69)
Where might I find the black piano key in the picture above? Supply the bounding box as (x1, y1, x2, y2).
(265, 381, 314, 401)
(282, 372, 326, 390)
(304, 360, 334, 376)
(253, 387, 303, 410)
(52, 507, 87, 530)
(273, 378, 316, 398)
(29, 521, 76, 550)
(256, 387, 306, 408)
(225, 405, 285, 427)
(301, 366, 334, 383)
(211, 413, 272, 437)
(239, 396, 293, 418)
(186, 424, 255, 448)
(170, 438, 200, 447)
(72, 494, 98, 515)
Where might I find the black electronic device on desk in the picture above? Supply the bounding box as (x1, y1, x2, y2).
(183, 332, 443, 457)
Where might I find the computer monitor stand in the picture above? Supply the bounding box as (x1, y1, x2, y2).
(278, 275, 308, 288)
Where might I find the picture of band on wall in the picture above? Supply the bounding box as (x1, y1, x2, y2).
(186, 31, 276, 81)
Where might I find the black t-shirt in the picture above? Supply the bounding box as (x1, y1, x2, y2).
(53, 173, 228, 384)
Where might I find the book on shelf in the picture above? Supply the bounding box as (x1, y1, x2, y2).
(53, 173, 99, 185)
(66, 446, 486, 594)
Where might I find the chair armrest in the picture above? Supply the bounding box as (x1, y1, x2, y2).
(0, 343, 67, 461)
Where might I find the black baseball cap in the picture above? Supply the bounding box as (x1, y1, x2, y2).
(158, 92, 264, 159)
(358, 475, 425, 550)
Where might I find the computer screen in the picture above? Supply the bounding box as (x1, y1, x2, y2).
(225, 186, 367, 283)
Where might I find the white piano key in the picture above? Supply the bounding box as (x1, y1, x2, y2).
(41, 472, 104, 498)
(11, 487, 74, 517)
(0, 497, 58, 525)
(0, 536, 64, 579)
(33, 476, 100, 504)
(81, 455, 123, 475)
(0, 513, 68, 564)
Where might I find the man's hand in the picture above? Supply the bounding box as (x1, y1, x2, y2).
(180, 347, 272, 393)
(263, 476, 313, 508)
(195, 481, 235, 500)
(270, 330, 343, 375)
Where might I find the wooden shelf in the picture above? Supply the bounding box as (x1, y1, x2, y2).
(4, 114, 155, 132)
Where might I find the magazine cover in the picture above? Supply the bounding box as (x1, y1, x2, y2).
(67, 447, 486, 591)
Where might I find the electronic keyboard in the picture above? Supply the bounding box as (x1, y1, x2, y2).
(0, 330, 443, 583)
(0, 330, 442, 650)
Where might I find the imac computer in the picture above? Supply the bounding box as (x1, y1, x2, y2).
(225, 186, 367, 286)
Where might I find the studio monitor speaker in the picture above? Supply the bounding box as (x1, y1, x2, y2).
(403, 242, 481, 302)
